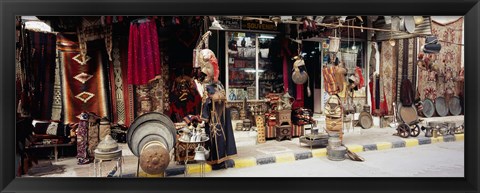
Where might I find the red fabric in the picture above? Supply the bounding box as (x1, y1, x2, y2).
(282, 56, 289, 92)
(106, 16, 112, 24)
(293, 84, 304, 109)
(380, 88, 389, 115)
(127, 20, 162, 85)
(355, 66, 365, 89)
(281, 38, 293, 92)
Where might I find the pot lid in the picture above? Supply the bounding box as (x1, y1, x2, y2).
(96, 135, 119, 152)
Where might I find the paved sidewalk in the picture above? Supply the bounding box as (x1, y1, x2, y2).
(164, 115, 464, 177)
(23, 115, 463, 177)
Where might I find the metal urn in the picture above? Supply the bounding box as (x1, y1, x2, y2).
(95, 134, 122, 160)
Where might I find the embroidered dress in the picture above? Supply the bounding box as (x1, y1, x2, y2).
(76, 119, 89, 164)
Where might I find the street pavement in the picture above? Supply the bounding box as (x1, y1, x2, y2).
(176, 141, 464, 177)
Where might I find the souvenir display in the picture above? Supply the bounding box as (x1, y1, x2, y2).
(15, 15, 465, 178)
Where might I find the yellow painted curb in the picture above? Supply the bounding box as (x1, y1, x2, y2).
(275, 154, 295, 163)
(138, 171, 165, 178)
(233, 157, 257, 168)
(455, 134, 464, 141)
(376, 142, 393, 150)
(312, 148, 327, 157)
(345, 145, 364, 153)
(402, 138, 419, 147)
(187, 164, 212, 174)
(431, 136, 443, 143)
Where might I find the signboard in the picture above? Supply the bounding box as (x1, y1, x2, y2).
(217, 17, 278, 32)
(242, 20, 278, 31)
(217, 17, 241, 29)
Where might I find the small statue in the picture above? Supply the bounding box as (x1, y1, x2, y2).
(281, 92, 294, 110)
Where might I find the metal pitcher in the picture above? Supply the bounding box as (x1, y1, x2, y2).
(422, 126, 433, 137)
(194, 145, 210, 162)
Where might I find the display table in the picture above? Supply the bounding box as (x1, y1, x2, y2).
(93, 149, 123, 177)
(299, 133, 329, 150)
(25, 143, 74, 162)
(177, 138, 209, 177)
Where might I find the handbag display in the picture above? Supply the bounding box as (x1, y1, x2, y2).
(326, 116, 343, 131)
(325, 95, 343, 118)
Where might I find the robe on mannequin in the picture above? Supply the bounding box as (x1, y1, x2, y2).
(196, 49, 237, 167)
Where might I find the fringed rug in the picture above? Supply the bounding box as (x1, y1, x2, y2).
(58, 34, 109, 124)
(418, 17, 463, 100)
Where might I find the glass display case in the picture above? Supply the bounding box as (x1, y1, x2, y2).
(226, 32, 279, 101)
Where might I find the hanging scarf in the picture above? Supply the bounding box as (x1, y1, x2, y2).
(355, 66, 365, 89)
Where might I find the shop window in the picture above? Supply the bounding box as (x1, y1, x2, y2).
(226, 32, 280, 101)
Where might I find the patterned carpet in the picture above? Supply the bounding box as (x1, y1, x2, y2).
(417, 17, 463, 100)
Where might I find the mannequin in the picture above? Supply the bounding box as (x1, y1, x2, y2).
(196, 49, 237, 168)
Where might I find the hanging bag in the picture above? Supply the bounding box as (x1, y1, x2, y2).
(292, 57, 309, 85)
(325, 95, 343, 118)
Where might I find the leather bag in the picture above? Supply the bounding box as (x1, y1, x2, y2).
(326, 117, 343, 131)
(292, 58, 309, 84)
(325, 95, 343, 118)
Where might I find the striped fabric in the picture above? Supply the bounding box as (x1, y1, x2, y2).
(322, 66, 340, 95)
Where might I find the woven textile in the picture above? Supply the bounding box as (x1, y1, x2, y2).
(108, 36, 137, 126)
(27, 30, 57, 120)
(58, 34, 109, 124)
(418, 17, 463, 100)
(322, 66, 340, 95)
(127, 20, 162, 85)
(380, 41, 397, 115)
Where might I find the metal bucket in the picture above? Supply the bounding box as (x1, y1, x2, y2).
(127, 112, 176, 157)
(327, 146, 347, 161)
(448, 96, 462, 116)
(328, 132, 342, 148)
(435, 97, 448, 117)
